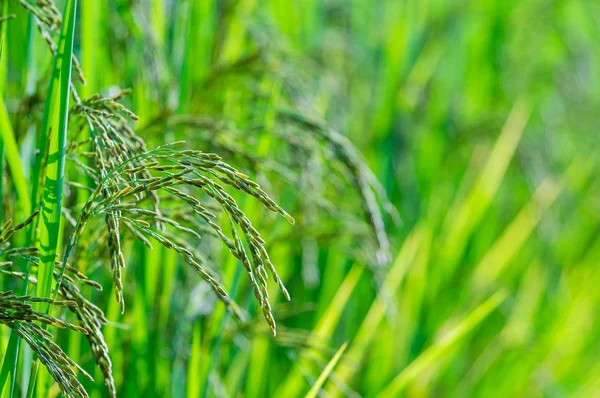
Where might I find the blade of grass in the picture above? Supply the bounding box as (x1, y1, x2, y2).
(305, 342, 348, 398)
(365, 225, 432, 395)
(0, 98, 30, 216)
(376, 291, 507, 397)
(0, 5, 29, 216)
(275, 263, 364, 397)
(155, 247, 178, 394)
(25, 1, 77, 396)
(0, 0, 9, 89)
(472, 158, 589, 290)
(35, 0, 77, 304)
(439, 99, 530, 276)
(186, 320, 202, 398)
(0, 3, 31, 395)
(81, 0, 100, 97)
(0, 0, 6, 227)
(178, 0, 214, 109)
(66, 0, 99, 371)
(472, 178, 562, 288)
(326, 226, 427, 396)
(245, 336, 269, 397)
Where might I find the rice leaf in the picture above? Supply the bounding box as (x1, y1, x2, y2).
(34, 0, 77, 305)
(305, 342, 348, 398)
(0, 94, 29, 216)
(376, 291, 507, 397)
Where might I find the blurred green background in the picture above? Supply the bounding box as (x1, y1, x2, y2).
(1, 0, 600, 397)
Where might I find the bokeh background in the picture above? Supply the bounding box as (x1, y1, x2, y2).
(2, 0, 600, 397)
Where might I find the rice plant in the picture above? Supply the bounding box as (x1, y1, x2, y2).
(2, 0, 599, 397)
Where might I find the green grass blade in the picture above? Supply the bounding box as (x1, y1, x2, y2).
(0, 98, 30, 215)
(0, 0, 6, 225)
(439, 100, 530, 274)
(327, 226, 427, 395)
(0, 4, 30, 395)
(376, 291, 508, 397)
(186, 321, 202, 398)
(34, 0, 77, 304)
(25, 1, 77, 396)
(275, 263, 364, 397)
(0, 0, 29, 217)
(0, 336, 19, 398)
(81, 0, 100, 97)
(472, 177, 563, 289)
(305, 342, 348, 398)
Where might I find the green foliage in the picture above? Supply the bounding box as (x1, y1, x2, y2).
(1, 0, 599, 397)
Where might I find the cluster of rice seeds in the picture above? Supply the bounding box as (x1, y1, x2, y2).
(17, 0, 84, 77)
(277, 110, 396, 267)
(168, 170, 293, 333)
(10, 249, 115, 397)
(71, 93, 294, 334)
(74, 146, 294, 333)
(0, 210, 40, 245)
(19, 0, 85, 102)
(70, 90, 164, 313)
(48, 262, 101, 292)
(0, 292, 85, 332)
(142, 115, 272, 173)
(0, 14, 16, 23)
(16, 256, 115, 398)
(110, 208, 245, 320)
(164, 182, 280, 331)
(59, 278, 116, 397)
(13, 321, 91, 398)
(0, 292, 92, 397)
(60, 146, 183, 278)
(0, 212, 41, 276)
(0, 266, 38, 283)
(106, 212, 126, 313)
(4, 251, 104, 297)
(146, 111, 393, 269)
(76, 91, 161, 215)
(178, 175, 291, 283)
(92, 135, 126, 313)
